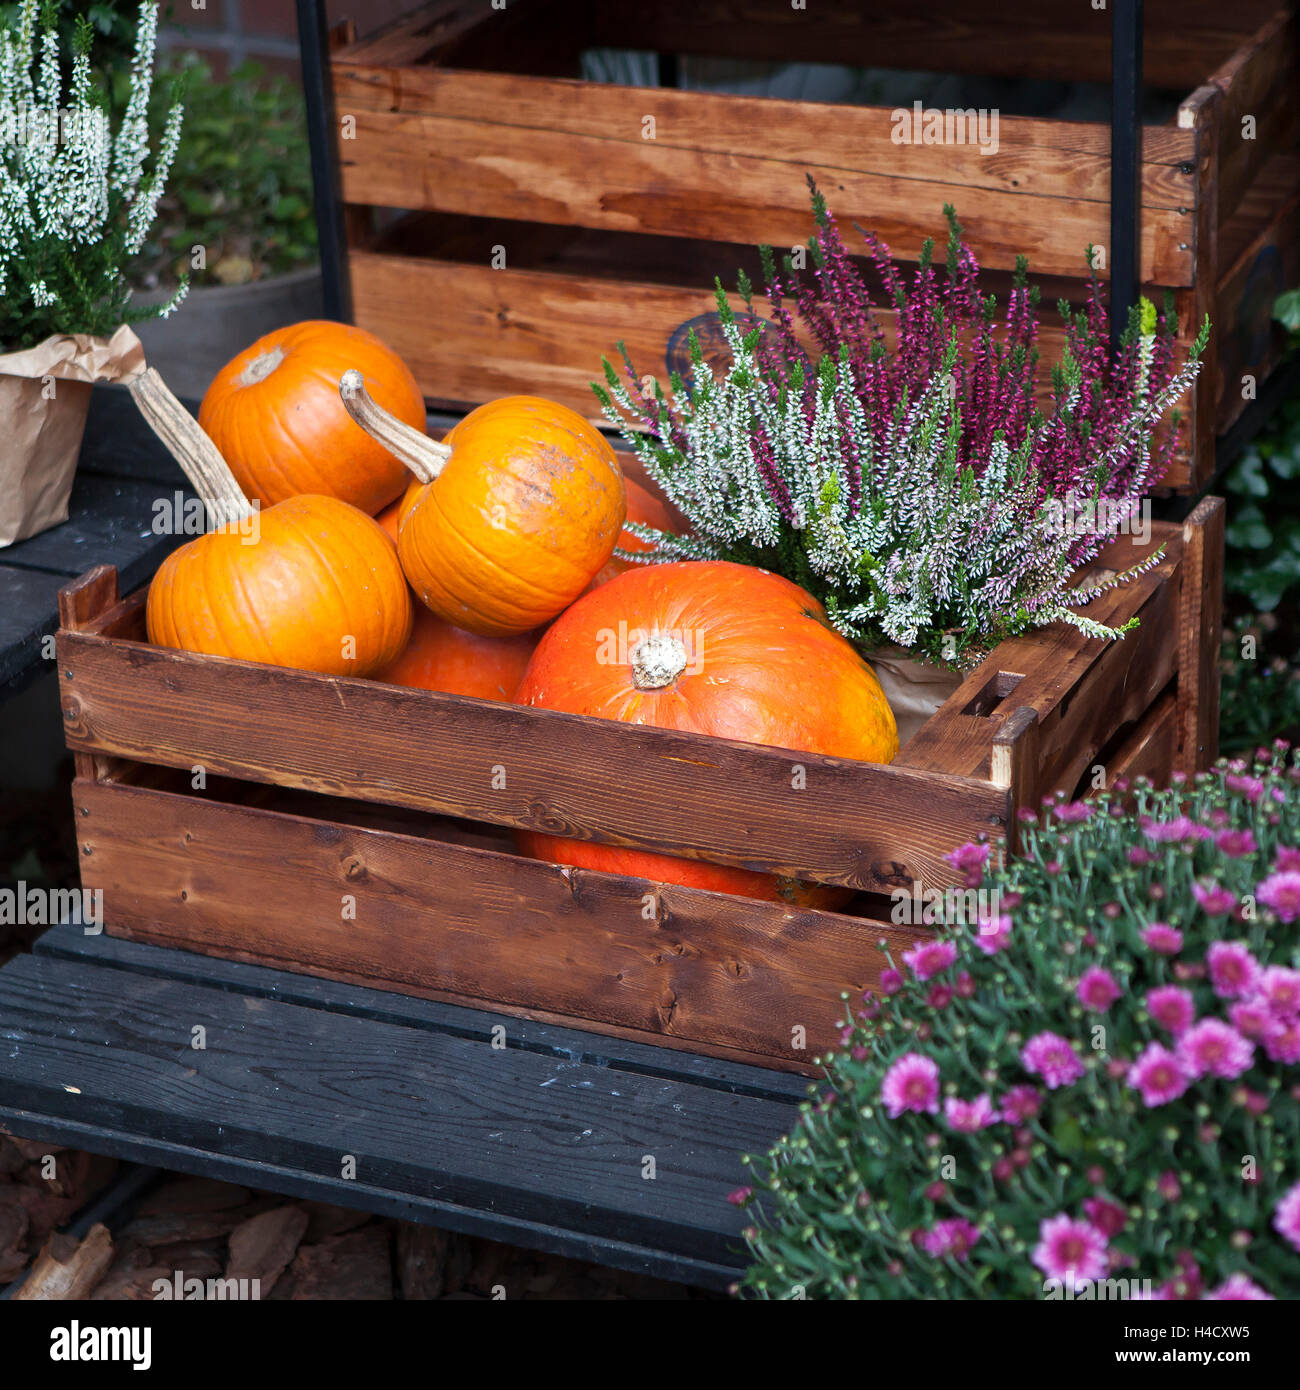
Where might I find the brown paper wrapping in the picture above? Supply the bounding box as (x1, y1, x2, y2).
(0, 325, 146, 547)
(868, 646, 965, 749)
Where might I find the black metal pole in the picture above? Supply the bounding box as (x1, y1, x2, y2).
(297, 0, 350, 322)
(1110, 0, 1143, 352)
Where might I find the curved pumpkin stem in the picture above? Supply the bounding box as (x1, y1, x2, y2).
(128, 367, 256, 529)
(338, 370, 451, 484)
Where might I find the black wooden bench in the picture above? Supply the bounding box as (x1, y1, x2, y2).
(0, 919, 808, 1289)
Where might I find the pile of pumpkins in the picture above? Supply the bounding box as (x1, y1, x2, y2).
(145, 320, 898, 907)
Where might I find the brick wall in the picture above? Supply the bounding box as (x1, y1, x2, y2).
(160, 1, 415, 83)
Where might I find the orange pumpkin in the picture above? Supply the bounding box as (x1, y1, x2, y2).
(588, 476, 677, 589)
(148, 494, 413, 677)
(199, 321, 426, 516)
(340, 375, 626, 636)
(374, 607, 539, 702)
(515, 560, 899, 905)
(128, 366, 412, 678)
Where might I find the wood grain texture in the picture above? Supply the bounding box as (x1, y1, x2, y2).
(899, 524, 1184, 793)
(337, 104, 1196, 287)
(1106, 692, 1181, 788)
(347, 247, 1198, 488)
(1209, 8, 1300, 224)
(74, 777, 928, 1068)
(59, 614, 1007, 894)
(0, 940, 802, 1279)
(1177, 496, 1226, 772)
(570, 0, 1278, 89)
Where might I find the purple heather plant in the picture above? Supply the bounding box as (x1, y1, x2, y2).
(734, 746, 1300, 1300)
(596, 181, 1209, 667)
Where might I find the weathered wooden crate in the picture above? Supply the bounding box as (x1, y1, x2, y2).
(330, 0, 1299, 492)
(55, 493, 1223, 1075)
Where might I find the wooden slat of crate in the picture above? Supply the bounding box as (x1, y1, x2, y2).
(74, 776, 925, 1071)
(346, 243, 1197, 490)
(897, 522, 1184, 786)
(1208, 8, 1300, 224)
(58, 610, 1007, 897)
(335, 87, 1197, 287)
(1213, 159, 1300, 433)
(1107, 691, 1181, 786)
(579, 0, 1279, 89)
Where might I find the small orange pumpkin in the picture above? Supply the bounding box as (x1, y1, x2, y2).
(132, 368, 412, 678)
(199, 321, 426, 516)
(373, 607, 539, 702)
(588, 475, 677, 589)
(514, 560, 899, 905)
(340, 374, 626, 636)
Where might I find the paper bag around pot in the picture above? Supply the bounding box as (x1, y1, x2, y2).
(0, 324, 146, 547)
(867, 646, 966, 749)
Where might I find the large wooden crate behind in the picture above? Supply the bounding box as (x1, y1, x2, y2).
(331, 0, 1300, 490)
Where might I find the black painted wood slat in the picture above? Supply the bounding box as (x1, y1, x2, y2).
(0, 926, 804, 1286)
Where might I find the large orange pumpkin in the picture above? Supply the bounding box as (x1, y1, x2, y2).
(588, 476, 677, 589)
(130, 367, 413, 678)
(199, 321, 426, 516)
(514, 561, 899, 905)
(340, 374, 626, 636)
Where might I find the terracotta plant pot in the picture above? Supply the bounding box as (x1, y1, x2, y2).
(0, 325, 145, 548)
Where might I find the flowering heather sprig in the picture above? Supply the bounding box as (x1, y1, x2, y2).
(595, 183, 1207, 666)
(0, 1, 186, 347)
(736, 748, 1300, 1300)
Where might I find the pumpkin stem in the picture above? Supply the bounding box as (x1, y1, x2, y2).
(127, 367, 256, 529)
(338, 369, 451, 484)
(630, 632, 690, 689)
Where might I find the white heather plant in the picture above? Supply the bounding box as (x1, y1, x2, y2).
(596, 194, 1209, 668)
(0, 0, 184, 350)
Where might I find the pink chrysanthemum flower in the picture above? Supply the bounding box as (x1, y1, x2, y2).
(944, 1093, 997, 1133)
(1031, 1214, 1109, 1285)
(1273, 1182, 1300, 1252)
(1140, 923, 1183, 955)
(1077, 967, 1122, 1012)
(1021, 1032, 1085, 1089)
(920, 1218, 981, 1262)
(1053, 801, 1093, 823)
(999, 1084, 1041, 1124)
(1145, 985, 1196, 1035)
(1206, 941, 1261, 999)
(727, 1187, 752, 1206)
(1258, 870, 1300, 924)
(1127, 1042, 1190, 1107)
(1141, 816, 1213, 844)
(1275, 846, 1300, 872)
(1192, 881, 1237, 915)
(1176, 1018, 1254, 1080)
(973, 912, 1012, 955)
(879, 967, 904, 995)
(1228, 998, 1275, 1040)
(1225, 774, 1264, 803)
(1214, 829, 1257, 858)
(1254, 965, 1300, 1017)
(881, 1052, 940, 1118)
(1082, 1195, 1127, 1238)
(945, 843, 989, 880)
(1263, 1018, 1300, 1064)
(1206, 1274, 1274, 1300)
(901, 940, 957, 981)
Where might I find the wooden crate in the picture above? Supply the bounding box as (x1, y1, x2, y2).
(55, 495, 1223, 1075)
(330, 0, 1300, 491)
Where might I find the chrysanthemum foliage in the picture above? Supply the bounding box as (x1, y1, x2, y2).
(0, 0, 184, 348)
(597, 183, 1207, 667)
(736, 751, 1300, 1300)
